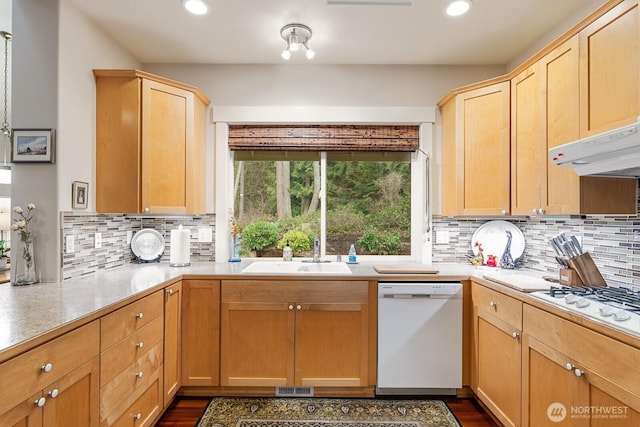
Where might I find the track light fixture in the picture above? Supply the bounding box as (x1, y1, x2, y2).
(280, 24, 315, 60)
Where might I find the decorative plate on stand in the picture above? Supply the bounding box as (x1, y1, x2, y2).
(131, 229, 165, 262)
(471, 220, 525, 265)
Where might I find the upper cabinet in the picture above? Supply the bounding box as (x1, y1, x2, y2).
(440, 0, 639, 217)
(580, 0, 640, 137)
(94, 70, 210, 214)
(440, 81, 511, 216)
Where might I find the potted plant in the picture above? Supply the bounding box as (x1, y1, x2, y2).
(0, 239, 9, 270)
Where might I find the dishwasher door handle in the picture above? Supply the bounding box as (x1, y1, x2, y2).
(381, 293, 433, 299)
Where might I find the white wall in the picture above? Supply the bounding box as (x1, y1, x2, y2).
(0, 0, 10, 166)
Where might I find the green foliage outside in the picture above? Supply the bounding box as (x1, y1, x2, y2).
(276, 230, 312, 255)
(357, 229, 402, 255)
(240, 221, 279, 251)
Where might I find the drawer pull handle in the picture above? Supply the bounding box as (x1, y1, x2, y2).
(136, 371, 143, 379)
(167, 289, 174, 295)
(136, 312, 144, 319)
(34, 397, 46, 407)
(489, 301, 497, 308)
(134, 413, 142, 420)
(48, 389, 59, 398)
(511, 332, 520, 339)
(296, 304, 302, 311)
(136, 342, 144, 349)
(42, 363, 53, 373)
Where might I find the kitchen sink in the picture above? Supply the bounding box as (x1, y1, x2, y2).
(241, 261, 352, 274)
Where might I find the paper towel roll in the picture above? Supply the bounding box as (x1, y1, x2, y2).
(170, 226, 191, 267)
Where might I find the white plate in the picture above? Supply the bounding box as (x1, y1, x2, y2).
(131, 229, 165, 261)
(471, 220, 525, 264)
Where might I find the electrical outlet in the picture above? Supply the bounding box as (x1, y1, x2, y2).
(95, 232, 102, 249)
(126, 230, 133, 245)
(198, 227, 213, 243)
(435, 230, 450, 244)
(65, 235, 75, 254)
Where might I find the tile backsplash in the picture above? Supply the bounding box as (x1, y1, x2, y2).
(61, 212, 215, 280)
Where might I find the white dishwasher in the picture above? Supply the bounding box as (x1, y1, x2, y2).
(377, 282, 462, 395)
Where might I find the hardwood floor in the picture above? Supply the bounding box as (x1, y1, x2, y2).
(155, 396, 498, 426)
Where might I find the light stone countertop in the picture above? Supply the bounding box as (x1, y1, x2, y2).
(0, 260, 534, 362)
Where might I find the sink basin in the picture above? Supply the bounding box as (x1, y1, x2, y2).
(241, 261, 352, 275)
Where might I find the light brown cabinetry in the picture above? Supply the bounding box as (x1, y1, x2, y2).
(440, 81, 511, 216)
(100, 291, 164, 427)
(220, 280, 371, 391)
(522, 304, 640, 426)
(511, 35, 637, 216)
(580, 0, 640, 137)
(163, 282, 182, 406)
(0, 321, 100, 427)
(94, 69, 210, 214)
(472, 282, 522, 427)
(181, 279, 220, 387)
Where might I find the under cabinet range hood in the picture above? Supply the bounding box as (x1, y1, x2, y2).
(549, 118, 640, 177)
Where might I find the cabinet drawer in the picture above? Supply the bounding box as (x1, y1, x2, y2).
(108, 374, 163, 427)
(473, 282, 522, 328)
(0, 320, 100, 416)
(101, 342, 163, 418)
(101, 316, 164, 385)
(101, 291, 163, 350)
(524, 304, 640, 397)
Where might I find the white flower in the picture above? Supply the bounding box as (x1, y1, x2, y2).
(13, 206, 23, 214)
(15, 220, 26, 229)
(11, 223, 18, 231)
(27, 203, 35, 210)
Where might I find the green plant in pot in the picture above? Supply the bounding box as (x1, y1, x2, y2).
(0, 239, 9, 270)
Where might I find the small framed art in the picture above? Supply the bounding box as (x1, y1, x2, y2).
(72, 181, 88, 209)
(11, 129, 56, 163)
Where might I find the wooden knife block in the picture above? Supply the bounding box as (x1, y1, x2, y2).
(564, 252, 607, 287)
(559, 268, 584, 287)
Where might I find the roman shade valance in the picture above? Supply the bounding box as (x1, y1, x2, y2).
(228, 125, 419, 152)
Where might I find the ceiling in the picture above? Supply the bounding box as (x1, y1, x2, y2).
(69, 0, 599, 65)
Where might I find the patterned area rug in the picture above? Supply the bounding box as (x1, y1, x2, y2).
(197, 397, 461, 427)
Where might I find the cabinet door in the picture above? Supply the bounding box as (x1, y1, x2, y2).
(141, 79, 194, 214)
(220, 300, 295, 386)
(163, 282, 182, 406)
(181, 280, 220, 387)
(580, 0, 640, 136)
(475, 311, 521, 427)
(511, 63, 545, 216)
(294, 301, 369, 387)
(522, 334, 586, 427)
(42, 357, 100, 427)
(455, 82, 511, 216)
(0, 391, 43, 427)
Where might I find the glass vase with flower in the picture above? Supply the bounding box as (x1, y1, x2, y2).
(229, 212, 241, 262)
(11, 203, 37, 285)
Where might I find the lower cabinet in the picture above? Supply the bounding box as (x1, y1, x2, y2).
(163, 282, 182, 406)
(0, 321, 101, 427)
(100, 291, 164, 427)
(181, 279, 220, 387)
(472, 282, 522, 427)
(220, 280, 371, 390)
(522, 304, 640, 427)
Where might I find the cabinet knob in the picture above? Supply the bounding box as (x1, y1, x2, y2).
(296, 304, 302, 311)
(135, 371, 143, 379)
(144, 207, 150, 212)
(490, 301, 497, 309)
(501, 209, 507, 215)
(48, 389, 59, 398)
(565, 363, 574, 371)
(511, 331, 520, 339)
(288, 305, 294, 310)
(539, 208, 545, 215)
(532, 208, 537, 214)
(136, 312, 144, 319)
(42, 363, 53, 373)
(167, 289, 174, 296)
(134, 413, 142, 420)
(34, 397, 46, 407)
(574, 368, 584, 377)
(136, 342, 144, 349)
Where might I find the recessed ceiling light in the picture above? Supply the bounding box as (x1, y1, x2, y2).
(182, 0, 209, 15)
(446, 0, 472, 17)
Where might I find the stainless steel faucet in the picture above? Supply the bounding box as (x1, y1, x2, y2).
(313, 236, 320, 262)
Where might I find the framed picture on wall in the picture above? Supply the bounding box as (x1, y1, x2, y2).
(11, 129, 56, 163)
(72, 181, 88, 209)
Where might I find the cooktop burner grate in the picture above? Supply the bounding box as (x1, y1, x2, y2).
(547, 285, 640, 311)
